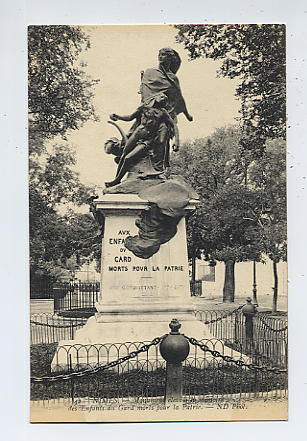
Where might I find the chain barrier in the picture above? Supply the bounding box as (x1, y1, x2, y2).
(184, 335, 287, 374)
(257, 315, 288, 333)
(31, 335, 166, 384)
(30, 319, 86, 329)
(198, 304, 244, 325)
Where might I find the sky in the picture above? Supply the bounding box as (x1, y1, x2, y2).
(61, 25, 240, 191)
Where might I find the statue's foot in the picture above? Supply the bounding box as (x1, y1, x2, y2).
(105, 179, 121, 188)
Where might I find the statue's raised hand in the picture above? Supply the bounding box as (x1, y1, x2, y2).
(110, 113, 119, 121)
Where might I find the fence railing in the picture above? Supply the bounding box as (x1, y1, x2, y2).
(30, 313, 87, 344)
(31, 280, 205, 311)
(31, 335, 287, 406)
(195, 309, 287, 339)
(194, 308, 287, 367)
(30, 308, 288, 361)
(53, 282, 100, 313)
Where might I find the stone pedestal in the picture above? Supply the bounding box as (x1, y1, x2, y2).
(79, 194, 197, 339)
(67, 194, 204, 346)
(52, 194, 247, 371)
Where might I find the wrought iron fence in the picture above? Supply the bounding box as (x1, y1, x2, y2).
(194, 309, 287, 365)
(30, 305, 288, 409)
(30, 313, 87, 344)
(30, 337, 287, 406)
(53, 281, 202, 311)
(53, 282, 100, 313)
(30, 308, 288, 363)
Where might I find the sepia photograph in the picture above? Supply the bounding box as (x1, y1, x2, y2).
(28, 24, 288, 423)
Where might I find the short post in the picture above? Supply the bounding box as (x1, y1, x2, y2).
(234, 310, 238, 343)
(159, 319, 190, 403)
(69, 354, 75, 403)
(242, 297, 257, 354)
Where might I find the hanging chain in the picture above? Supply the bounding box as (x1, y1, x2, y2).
(31, 335, 166, 384)
(185, 335, 287, 374)
(257, 315, 288, 332)
(199, 305, 244, 325)
(30, 319, 86, 329)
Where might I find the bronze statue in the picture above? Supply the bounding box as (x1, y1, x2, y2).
(98, 48, 196, 259)
(104, 48, 192, 190)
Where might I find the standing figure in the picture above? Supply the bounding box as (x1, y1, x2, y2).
(140, 47, 193, 122)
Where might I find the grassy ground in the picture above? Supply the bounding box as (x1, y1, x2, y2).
(30, 343, 58, 377)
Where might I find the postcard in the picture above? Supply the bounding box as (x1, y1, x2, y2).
(29, 24, 287, 423)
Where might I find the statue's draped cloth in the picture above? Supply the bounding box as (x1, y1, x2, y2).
(140, 68, 186, 118)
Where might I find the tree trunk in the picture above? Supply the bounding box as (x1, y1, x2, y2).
(272, 260, 278, 313)
(223, 260, 235, 303)
(191, 255, 196, 283)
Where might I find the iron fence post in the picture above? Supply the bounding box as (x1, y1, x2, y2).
(242, 297, 257, 354)
(69, 354, 75, 403)
(160, 319, 190, 403)
(70, 319, 74, 340)
(234, 310, 238, 343)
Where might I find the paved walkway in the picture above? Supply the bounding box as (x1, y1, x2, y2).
(193, 294, 287, 313)
(30, 299, 54, 314)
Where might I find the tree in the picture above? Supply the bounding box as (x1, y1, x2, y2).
(199, 183, 263, 302)
(248, 139, 287, 312)
(28, 25, 99, 152)
(30, 181, 101, 284)
(172, 126, 263, 302)
(175, 24, 286, 157)
(61, 212, 102, 268)
(28, 26, 100, 283)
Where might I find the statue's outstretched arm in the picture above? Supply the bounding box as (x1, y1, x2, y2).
(110, 110, 139, 122)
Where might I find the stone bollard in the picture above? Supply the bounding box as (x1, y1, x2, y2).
(159, 318, 190, 403)
(242, 297, 257, 353)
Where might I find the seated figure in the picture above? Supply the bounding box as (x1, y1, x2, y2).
(105, 93, 179, 188)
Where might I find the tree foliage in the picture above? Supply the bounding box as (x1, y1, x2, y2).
(30, 209, 101, 283)
(172, 127, 287, 302)
(29, 26, 100, 283)
(171, 126, 287, 301)
(29, 147, 101, 282)
(175, 24, 286, 157)
(30, 144, 92, 207)
(28, 25, 99, 153)
(248, 138, 287, 263)
(172, 126, 263, 262)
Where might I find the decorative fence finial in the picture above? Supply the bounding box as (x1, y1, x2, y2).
(169, 318, 181, 334)
(160, 319, 190, 364)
